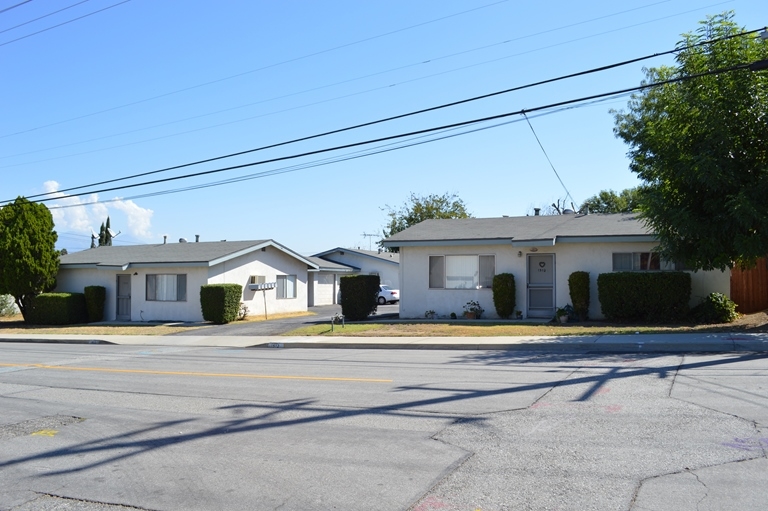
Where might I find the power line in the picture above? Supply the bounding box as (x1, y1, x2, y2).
(0, 0, 31, 15)
(2, 0, 739, 170)
(30, 59, 763, 207)
(522, 112, 574, 205)
(0, 0, 509, 138)
(0, 0, 130, 48)
(7, 24, 760, 204)
(0, 0, 681, 163)
(0, 0, 91, 35)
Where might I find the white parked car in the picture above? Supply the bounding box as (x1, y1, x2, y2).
(377, 285, 399, 305)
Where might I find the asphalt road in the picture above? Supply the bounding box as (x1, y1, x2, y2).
(173, 303, 400, 336)
(1, 343, 766, 510)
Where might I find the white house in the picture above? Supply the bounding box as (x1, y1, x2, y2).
(56, 239, 318, 322)
(305, 256, 356, 307)
(313, 247, 400, 288)
(381, 213, 731, 320)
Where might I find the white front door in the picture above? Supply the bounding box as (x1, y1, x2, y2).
(527, 254, 555, 318)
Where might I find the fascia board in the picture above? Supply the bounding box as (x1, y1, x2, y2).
(128, 262, 208, 269)
(60, 263, 128, 270)
(556, 235, 657, 243)
(510, 238, 556, 247)
(381, 239, 512, 248)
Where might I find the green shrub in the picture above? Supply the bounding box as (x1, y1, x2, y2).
(492, 273, 516, 319)
(25, 293, 87, 325)
(597, 272, 691, 323)
(340, 275, 379, 321)
(690, 292, 738, 324)
(84, 285, 106, 322)
(568, 271, 590, 321)
(200, 284, 242, 324)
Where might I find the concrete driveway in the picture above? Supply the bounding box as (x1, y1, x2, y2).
(174, 303, 399, 336)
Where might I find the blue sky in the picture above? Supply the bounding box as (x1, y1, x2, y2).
(2, 0, 765, 254)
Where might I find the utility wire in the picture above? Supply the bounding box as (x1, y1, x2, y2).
(0, 0, 31, 15)
(25, 59, 763, 206)
(0, 0, 509, 138)
(523, 112, 574, 205)
(54, 98, 623, 210)
(0, 0, 90, 35)
(7, 25, 761, 204)
(0, 0, 130, 48)
(0, 0, 686, 163)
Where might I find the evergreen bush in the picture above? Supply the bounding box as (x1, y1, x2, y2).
(492, 273, 516, 319)
(568, 271, 590, 321)
(200, 284, 242, 324)
(25, 293, 87, 325)
(597, 272, 691, 322)
(690, 292, 738, 324)
(339, 275, 379, 321)
(84, 285, 106, 322)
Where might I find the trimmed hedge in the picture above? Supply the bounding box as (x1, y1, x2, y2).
(84, 285, 106, 322)
(690, 292, 738, 324)
(492, 273, 516, 319)
(340, 275, 379, 321)
(200, 284, 242, 324)
(26, 293, 87, 325)
(568, 271, 590, 321)
(597, 272, 691, 322)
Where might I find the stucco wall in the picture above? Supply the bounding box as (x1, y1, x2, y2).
(57, 245, 311, 322)
(207, 246, 308, 316)
(398, 243, 730, 320)
(309, 272, 336, 306)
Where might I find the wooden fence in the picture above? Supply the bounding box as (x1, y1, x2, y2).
(730, 258, 768, 313)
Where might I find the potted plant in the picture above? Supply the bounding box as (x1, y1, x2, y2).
(555, 304, 575, 323)
(463, 300, 484, 319)
(515, 310, 523, 320)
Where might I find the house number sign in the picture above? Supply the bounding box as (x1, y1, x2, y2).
(538, 261, 547, 272)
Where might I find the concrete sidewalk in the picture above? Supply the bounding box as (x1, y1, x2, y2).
(1, 331, 768, 352)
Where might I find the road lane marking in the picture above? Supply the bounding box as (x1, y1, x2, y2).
(0, 363, 392, 383)
(31, 429, 58, 437)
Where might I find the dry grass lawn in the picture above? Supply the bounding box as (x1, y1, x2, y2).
(0, 310, 316, 336)
(284, 310, 768, 337)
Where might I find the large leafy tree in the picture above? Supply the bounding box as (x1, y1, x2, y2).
(580, 188, 642, 214)
(381, 192, 471, 251)
(0, 197, 59, 320)
(613, 12, 768, 271)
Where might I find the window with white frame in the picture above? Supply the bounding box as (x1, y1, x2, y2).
(146, 274, 187, 301)
(612, 252, 679, 271)
(429, 255, 495, 289)
(276, 274, 297, 299)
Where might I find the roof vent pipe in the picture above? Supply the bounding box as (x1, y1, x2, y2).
(195, 234, 200, 242)
(534, 208, 541, 216)
(163, 235, 167, 244)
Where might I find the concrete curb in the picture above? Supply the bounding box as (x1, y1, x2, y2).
(0, 338, 115, 345)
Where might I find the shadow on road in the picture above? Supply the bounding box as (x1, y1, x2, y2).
(2, 352, 766, 475)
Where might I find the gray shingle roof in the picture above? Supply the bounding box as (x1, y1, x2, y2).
(313, 247, 399, 264)
(306, 256, 357, 272)
(382, 213, 654, 247)
(60, 240, 317, 269)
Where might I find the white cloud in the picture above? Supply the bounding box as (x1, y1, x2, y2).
(43, 182, 153, 241)
(111, 198, 153, 238)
